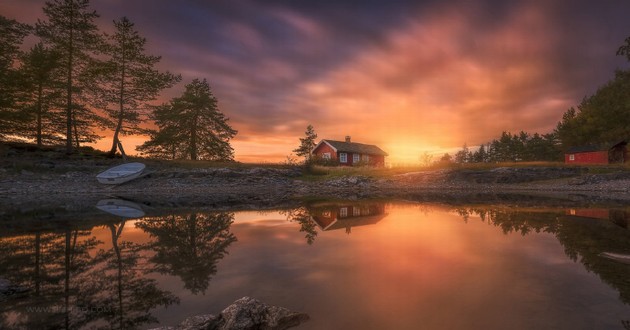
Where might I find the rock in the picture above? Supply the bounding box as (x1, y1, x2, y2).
(150, 297, 309, 330)
(0, 278, 29, 301)
(20, 169, 34, 176)
(209, 296, 308, 330)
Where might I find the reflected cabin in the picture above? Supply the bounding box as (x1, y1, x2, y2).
(312, 136, 388, 167)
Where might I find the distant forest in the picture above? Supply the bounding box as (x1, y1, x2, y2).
(0, 0, 236, 161)
(448, 36, 630, 164)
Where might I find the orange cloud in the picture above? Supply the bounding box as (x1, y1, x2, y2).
(292, 3, 577, 164)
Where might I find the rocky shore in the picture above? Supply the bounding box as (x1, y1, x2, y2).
(3, 154, 630, 210)
(3, 143, 630, 210)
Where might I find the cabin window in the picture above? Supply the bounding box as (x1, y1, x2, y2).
(363, 154, 370, 162)
(340, 153, 347, 163)
(339, 207, 348, 218)
(353, 154, 360, 163)
(353, 207, 361, 216)
(323, 152, 331, 160)
(569, 154, 575, 161)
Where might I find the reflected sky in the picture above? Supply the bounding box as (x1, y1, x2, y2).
(1, 202, 630, 329)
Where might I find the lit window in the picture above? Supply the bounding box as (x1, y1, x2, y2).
(323, 152, 331, 160)
(569, 154, 575, 161)
(353, 207, 361, 216)
(339, 207, 348, 217)
(340, 153, 347, 163)
(353, 154, 360, 163)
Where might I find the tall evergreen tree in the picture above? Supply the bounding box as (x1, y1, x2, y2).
(19, 43, 64, 146)
(96, 17, 180, 156)
(35, 0, 104, 153)
(138, 79, 237, 161)
(293, 124, 317, 163)
(0, 15, 31, 139)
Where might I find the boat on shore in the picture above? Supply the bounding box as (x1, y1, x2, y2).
(96, 162, 146, 185)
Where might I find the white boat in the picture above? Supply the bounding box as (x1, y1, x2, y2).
(600, 252, 630, 264)
(96, 162, 146, 185)
(96, 199, 145, 218)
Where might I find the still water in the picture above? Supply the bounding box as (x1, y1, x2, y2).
(2, 200, 630, 329)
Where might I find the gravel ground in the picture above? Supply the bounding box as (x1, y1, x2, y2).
(3, 160, 630, 211)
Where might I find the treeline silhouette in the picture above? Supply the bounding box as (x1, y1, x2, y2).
(0, 0, 236, 160)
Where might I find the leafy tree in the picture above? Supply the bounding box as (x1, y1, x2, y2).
(36, 0, 105, 153)
(438, 153, 452, 164)
(96, 17, 180, 156)
(0, 15, 31, 139)
(293, 124, 317, 163)
(555, 71, 630, 149)
(138, 79, 237, 160)
(419, 151, 433, 167)
(19, 43, 64, 146)
(135, 120, 183, 159)
(455, 144, 471, 164)
(472, 144, 488, 163)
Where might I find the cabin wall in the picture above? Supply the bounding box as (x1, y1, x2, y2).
(565, 151, 609, 164)
(313, 143, 337, 160)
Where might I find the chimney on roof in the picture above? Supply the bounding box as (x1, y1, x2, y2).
(345, 136, 351, 143)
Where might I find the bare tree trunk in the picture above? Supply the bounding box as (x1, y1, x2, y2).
(36, 82, 43, 147)
(65, 5, 74, 154)
(110, 46, 126, 156)
(190, 117, 197, 160)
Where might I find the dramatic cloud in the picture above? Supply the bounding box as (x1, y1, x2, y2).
(2, 0, 629, 163)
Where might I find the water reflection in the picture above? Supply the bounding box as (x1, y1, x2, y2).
(0, 201, 236, 329)
(136, 213, 236, 294)
(1, 200, 630, 329)
(95, 199, 145, 218)
(284, 201, 387, 244)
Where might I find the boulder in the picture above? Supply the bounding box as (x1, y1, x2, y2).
(151, 296, 309, 330)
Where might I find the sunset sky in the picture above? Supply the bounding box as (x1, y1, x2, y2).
(2, 0, 630, 164)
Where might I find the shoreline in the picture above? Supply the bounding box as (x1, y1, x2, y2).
(3, 161, 630, 210)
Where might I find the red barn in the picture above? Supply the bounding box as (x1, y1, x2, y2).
(312, 136, 388, 167)
(565, 141, 628, 164)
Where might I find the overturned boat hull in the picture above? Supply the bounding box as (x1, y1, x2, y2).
(96, 162, 145, 185)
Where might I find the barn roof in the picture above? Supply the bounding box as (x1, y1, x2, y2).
(319, 139, 389, 156)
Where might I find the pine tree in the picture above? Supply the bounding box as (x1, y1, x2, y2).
(19, 43, 64, 146)
(138, 79, 237, 161)
(0, 15, 31, 139)
(293, 124, 317, 163)
(96, 17, 180, 156)
(36, 0, 105, 153)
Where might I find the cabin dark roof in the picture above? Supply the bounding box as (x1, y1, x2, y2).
(566, 140, 628, 154)
(322, 140, 389, 156)
(566, 145, 608, 153)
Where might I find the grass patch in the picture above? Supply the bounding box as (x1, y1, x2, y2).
(299, 161, 629, 181)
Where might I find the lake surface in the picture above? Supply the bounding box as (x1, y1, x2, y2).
(2, 200, 630, 329)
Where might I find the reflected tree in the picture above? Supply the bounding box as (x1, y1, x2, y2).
(137, 212, 236, 294)
(0, 229, 102, 330)
(453, 206, 630, 327)
(282, 207, 318, 245)
(88, 220, 179, 330)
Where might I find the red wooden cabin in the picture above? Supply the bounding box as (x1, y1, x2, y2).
(564, 140, 628, 165)
(312, 136, 388, 167)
